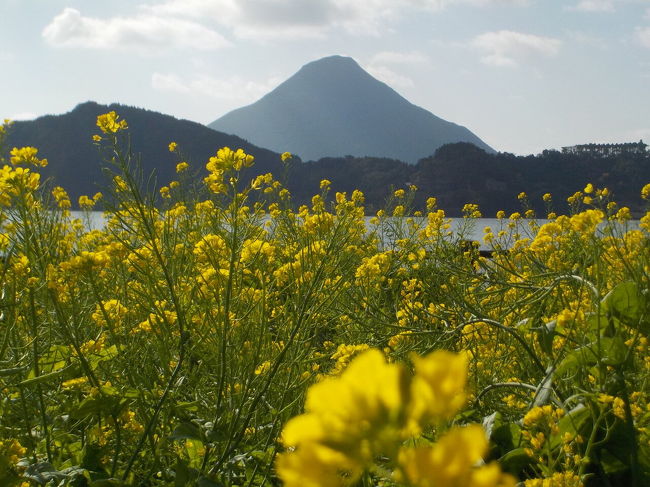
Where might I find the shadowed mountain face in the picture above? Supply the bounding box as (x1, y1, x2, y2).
(5, 101, 284, 204)
(209, 55, 493, 164)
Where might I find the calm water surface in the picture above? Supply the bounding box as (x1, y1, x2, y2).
(69, 212, 637, 251)
(68, 211, 547, 250)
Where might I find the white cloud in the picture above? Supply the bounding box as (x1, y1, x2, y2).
(370, 50, 429, 65)
(637, 26, 650, 48)
(143, 0, 339, 39)
(9, 112, 37, 121)
(140, 0, 529, 39)
(566, 1, 616, 12)
(151, 73, 192, 94)
(42, 0, 532, 49)
(42, 7, 230, 52)
(152, 72, 281, 103)
(566, 31, 608, 49)
(364, 50, 429, 89)
(471, 30, 562, 67)
(364, 64, 415, 88)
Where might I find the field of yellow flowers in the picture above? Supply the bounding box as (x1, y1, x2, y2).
(1, 113, 649, 486)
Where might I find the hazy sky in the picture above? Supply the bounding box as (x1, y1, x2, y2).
(2, 0, 649, 154)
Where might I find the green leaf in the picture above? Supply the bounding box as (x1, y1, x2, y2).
(0, 365, 28, 377)
(603, 282, 645, 330)
(82, 443, 108, 475)
(87, 345, 119, 369)
(599, 336, 628, 366)
(499, 448, 534, 475)
(586, 311, 612, 336)
(556, 336, 628, 376)
(492, 423, 522, 455)
(172, 401, 200, 413)
(173, 458, 198, 487)
(537, 319, 557, 356)
(550, 403, 592, 450)
(170, 421, 203, 442)
(18, 364, 77, 387)
(197, 477, 224, 487)
(90, 480, 125, 487)
(71, 394, 125, 419)
(556, 347, 591, 376)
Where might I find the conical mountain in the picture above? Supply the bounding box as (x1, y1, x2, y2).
(209, 55, 493, 164)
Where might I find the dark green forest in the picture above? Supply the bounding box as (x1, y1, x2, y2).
(5, 102, 649, 216)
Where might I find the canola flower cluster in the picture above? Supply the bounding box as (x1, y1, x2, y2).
(277, 348, 514, 487)
(0, 115, 648, 486)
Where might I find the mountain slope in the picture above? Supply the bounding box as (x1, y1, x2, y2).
(209, 55, 493, 164)
(6, 101, 285, 203)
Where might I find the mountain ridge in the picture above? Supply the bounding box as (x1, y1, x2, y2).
(5, 101, 286, 203)
(5, 101, 648, 216)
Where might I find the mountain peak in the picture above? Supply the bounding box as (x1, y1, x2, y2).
(299, 55, 362, 72)
(209, 56, 493, 163)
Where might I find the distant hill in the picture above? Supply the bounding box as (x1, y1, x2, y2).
(5, 102, 648, 216)
(209, 55, 493, 164)
(5, 101, 285, 204)
(287, 143, 650, 216)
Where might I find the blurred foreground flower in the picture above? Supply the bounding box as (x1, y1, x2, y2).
(276, 348, 515, 487)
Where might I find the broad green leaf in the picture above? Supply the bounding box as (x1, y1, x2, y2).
(72, 394, 125, 419)
(599, 447, 629, 475)
(550, 403, 592, 450)
(197, 476, 224, 487)
(599, 336, 628, 366)
(173, 458, 198, 487)
(170, 421, 203, 442)
(556, 348, 590, 376)
(586, 312, 612, 336)
(603, 282, 645, 330)
(491, 423, 522, 454)
(499, 448, 534, 475)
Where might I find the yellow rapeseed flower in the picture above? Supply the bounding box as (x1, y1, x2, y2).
(397, 425, 515, 487)
(96, 111, 128, 134)
(641, 183, 650, 200)
(207, 147, 254, 173)
(408, 350, 468, 427)
(10, 146, 48, 167)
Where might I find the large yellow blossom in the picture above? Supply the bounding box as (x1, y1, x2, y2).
(277, 349, 513, 487)
(398, 425, 515, 487)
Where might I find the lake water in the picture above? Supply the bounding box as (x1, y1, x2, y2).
(67, 211, 550, 251)
(68, 211, 640, 251)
